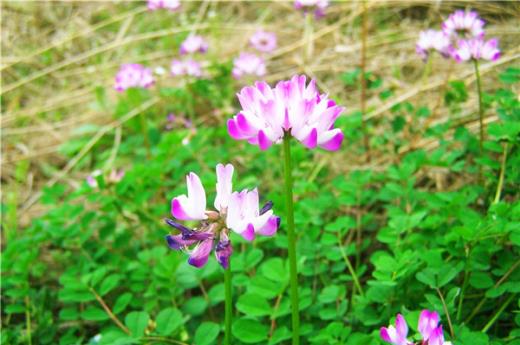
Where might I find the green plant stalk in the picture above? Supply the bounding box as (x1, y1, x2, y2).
(224, 262, 232, 345)
(473, 59, 485, 156)
(25, 296, 32, 345)
(282, 133, 300, 345)
(456, 248, 471, 321)
(493, 142, 509, 204)
(436, 288, 455, 339)
(139, 112, 151, 159)
(337, 233, 364, 296)
(304, 12, 314, 62)
(360, 0, 370, 162)
(482, 293, 516, 333)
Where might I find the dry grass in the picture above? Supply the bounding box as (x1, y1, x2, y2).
(1, 1, 519, 225)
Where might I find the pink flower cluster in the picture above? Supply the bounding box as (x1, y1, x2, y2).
(147, 0, 181, 11)
(294, 0, 329, 18)
(249, 30, 277, 53)
(171, 35, 209, 78)
(381, 310, 452, 345)
(166, 164, 279, 268)
(228, 75, 344, 151)
(416, 10, 500, 63)
(86, 169, 125, 188)
(180, 35, 209, 55)
(114, 64, 154, 92)
(232, 53, 266, 80)
(170, 59, 202, 77)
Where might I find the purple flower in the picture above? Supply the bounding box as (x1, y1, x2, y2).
(86, 170, 102, 188)
(114, 64, 154, 92)
(429, 325, 452, 345)
(416, 30, 451, 60)
(294, 0, 329, 18)
(227, 75, 344, 151)
(166, 164, 279, 268)
(418, 310, 440, 340)
(442, 10, 485, 39)
(108, 169, 125, 183)
(147, 0, 181, 11)
(250, 30, 277, 53)
(232, 53, 266, 80)
(180, 35, 208, 55)
(452, 38, 500, 62)
(380, 314, 412, 345)
(170, 59, 203, 77)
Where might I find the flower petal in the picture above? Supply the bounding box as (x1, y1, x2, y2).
(214, 163, 234, 211)
(188, 238, 213, 268)
(256, 215, 279, 236)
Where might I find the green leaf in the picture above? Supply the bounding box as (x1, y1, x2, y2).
(236, 293, 271, 317)
(82, 307, 109, 321)
(260, 258, 287, 283)
(182, 296, 208, 316)
(113, 293, 133, 314)
(194, 322, 220, 345)
(100, 274, 122, 296)
(125, 311, 149, 336)
(232, 318, 269, 344)
(155, 308, 183, 336)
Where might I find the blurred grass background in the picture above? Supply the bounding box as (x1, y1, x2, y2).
(1, 0, 519, 226)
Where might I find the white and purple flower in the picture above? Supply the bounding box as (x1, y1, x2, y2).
(232, 53, 266, 80)
(228, 75, 344, 151)
(381, 310, 452, 345)
(170, 58, 203, 77)
(451, 37, 500, 62)
(380, 314, 412, 345)
(166, 164, 279, 268)
(180, 35, 208, 55)
(442, 10, 485, 39)
(416, 30, 451, 60)
(294, 0, 329, 18)
(114, 64, 154, 92)
(249, 30, 277, 53)
(147, 0, 181, 11)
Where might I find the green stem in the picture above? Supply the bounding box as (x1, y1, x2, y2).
(360, 0, 370, 162)
(473, 59, 485, 156)
(304, 12, 314, 62)
(282, 133, 300, 345)
(493, 142, 508, 204)
(337, 232, 364, 296)
(25, 296, 32, 345)
(420, 55, 432, 87)
(224, 262, 232, 345)
(139, 112, 151, 159)
(456, 248, 471, 321)
(436, 288, 455, 339)
(482, 293, 516, 333)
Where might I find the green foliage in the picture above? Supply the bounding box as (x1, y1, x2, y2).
(2, 45, 519, 345)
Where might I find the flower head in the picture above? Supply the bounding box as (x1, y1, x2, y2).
(442, 10, 485, 39)
(180, 35, 208, 55)
(428, 325, 452, 345)
(114, 64, 154, 92)
(294, 0, 329, 18)
(452, 38, 500, 62)
(250, 30, 277, 53)
(86, 170, 102, 188)
(170, 59, 203, 77)
(416, 30, 451, 60)
(418, 310, 440, 340)
(232, 53, 266, 80)
(147, 0, 181, 11)
(166, 164, 279, 269)
(380, 314, 411, 345)
(228, 75, 344, 151)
